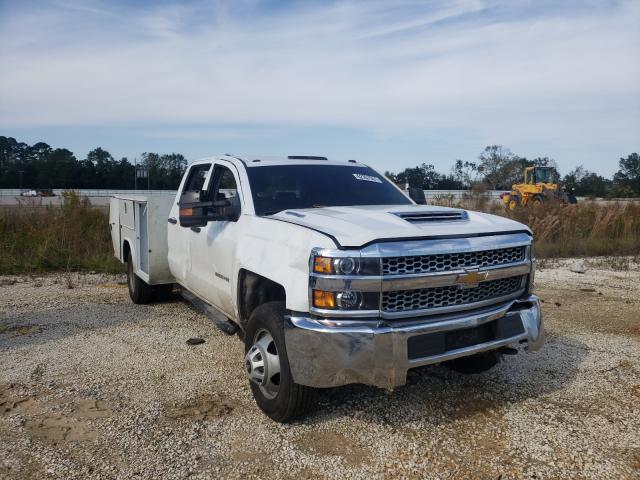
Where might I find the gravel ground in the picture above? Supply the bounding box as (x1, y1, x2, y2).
(1, 260, 639, 479)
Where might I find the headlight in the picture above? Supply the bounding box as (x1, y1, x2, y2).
(312, 255, 380, 276)
(336, 257, 356, 275)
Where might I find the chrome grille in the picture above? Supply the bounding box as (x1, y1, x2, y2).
(382, 276, 524, 313)
(382, 246, 526, 276)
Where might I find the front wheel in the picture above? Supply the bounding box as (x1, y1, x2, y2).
(244, 302, 314, 422)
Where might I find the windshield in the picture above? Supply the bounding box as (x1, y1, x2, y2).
(246, 164, 411, 215)
(535, 168, 556, 184)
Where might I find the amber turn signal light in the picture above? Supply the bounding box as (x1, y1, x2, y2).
(313, 256, 334, 274)
(313, 290, 336, 309)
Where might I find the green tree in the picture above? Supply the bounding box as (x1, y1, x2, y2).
(563, 167, 611, 197)
(140, 152, 187, 189)
(613, 153, 640, 195)
(451, 159, 478, 188)
(477, 145, 525, 190)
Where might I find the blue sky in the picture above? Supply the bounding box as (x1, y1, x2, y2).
(0, 0, 638, 177)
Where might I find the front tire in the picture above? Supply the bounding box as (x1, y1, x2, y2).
(244, 302, 314, 422)
(127, 257, 154, 304)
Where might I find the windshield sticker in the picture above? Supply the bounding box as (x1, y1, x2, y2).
(353, 173, 383, 183)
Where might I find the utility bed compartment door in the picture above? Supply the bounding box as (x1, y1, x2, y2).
(111, 194, 175, 285)
(119, 199, 135, 229)
(109, 198, 121, 260)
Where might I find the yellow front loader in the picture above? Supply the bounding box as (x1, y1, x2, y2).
(501, 166, 576, 209)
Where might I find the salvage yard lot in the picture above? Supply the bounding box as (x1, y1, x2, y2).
(1, 260, 638, 479)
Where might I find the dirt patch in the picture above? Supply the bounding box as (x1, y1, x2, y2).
(74, 399, 111, 419)
(295, 430, 370, 466)
(2, 384, 112, 445)
(536, 287, 640, 336)
(0, 384, 39, 416)
(165, 394, 234, 421)
(26, 415, 97, 443)
(0, 324, 38, 335)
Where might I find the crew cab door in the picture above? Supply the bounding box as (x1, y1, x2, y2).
(167, 162, 213, 286)
(187, 161, 242, 316)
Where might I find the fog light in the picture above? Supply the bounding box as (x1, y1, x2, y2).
(313, 290, 336, 309)
(336, 291, 360, 308)
(336, 257, 357, 275)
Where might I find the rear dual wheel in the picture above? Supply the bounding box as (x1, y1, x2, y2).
(126, 258, 173, 304)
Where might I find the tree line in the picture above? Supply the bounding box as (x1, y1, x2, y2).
(0, 136, 187, 190)
(385, 145, 640, 197)
(1, 136, 638, 197)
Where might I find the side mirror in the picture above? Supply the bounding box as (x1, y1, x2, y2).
(179, 201, 212, 227)
(408, 187, 426, 205)
(212, 199, 230, 208)
(214, 197, 241, 222)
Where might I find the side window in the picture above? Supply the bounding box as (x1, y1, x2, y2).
(180, 164, 211, 203)
(210, 166, 238, 201)
(217, 168, 238, 200)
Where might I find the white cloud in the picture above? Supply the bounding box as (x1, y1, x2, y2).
(0, 0, 638, 172)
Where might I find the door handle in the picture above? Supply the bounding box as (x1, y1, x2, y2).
(168, 217, 177, 224)
(190, 226, 201, 233)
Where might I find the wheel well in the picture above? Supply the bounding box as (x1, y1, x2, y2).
(122, 240, 131, 262)
(237, 270, 286, 326)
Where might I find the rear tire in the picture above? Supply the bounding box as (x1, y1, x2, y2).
(445, 351, 500, 374)
(244, 302, 314, 422)
(127, 257, 154, 304)
(154, 284, 174, 301)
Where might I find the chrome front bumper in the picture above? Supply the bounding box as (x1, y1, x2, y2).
(284, 295, 544, 390)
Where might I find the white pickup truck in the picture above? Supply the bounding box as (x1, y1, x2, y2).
(110, 155, 543, 422)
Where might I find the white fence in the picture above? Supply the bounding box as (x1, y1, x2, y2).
(0, 188, 502, 198)
(2, 188, 632, 205)
(0, 189, 178, 197)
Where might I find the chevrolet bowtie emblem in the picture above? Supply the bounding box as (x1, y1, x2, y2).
(456, 269, 488, 288)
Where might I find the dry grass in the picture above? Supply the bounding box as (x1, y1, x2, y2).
(505, 202, 640, 258)
(0, 192, 123, 274)
(1, 193, 638, 275)
(436, 195, 640, 258)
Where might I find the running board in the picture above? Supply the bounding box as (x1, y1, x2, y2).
(180, 289, 239, 335)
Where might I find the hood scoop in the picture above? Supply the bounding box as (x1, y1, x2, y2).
(393, 210, 469, 223)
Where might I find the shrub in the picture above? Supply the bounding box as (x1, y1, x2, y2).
(0, 192, 123, 274)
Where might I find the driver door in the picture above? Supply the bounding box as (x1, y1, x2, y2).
(187, 161, 242, 315)
(167, 163, 212, 287)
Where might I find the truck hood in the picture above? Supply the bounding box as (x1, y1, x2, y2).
(270, 204, 531, 248)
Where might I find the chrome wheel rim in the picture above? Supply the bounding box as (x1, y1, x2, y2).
(244, 329, 281, 399)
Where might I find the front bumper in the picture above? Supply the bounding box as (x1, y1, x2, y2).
(284, 295, 543, 390)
